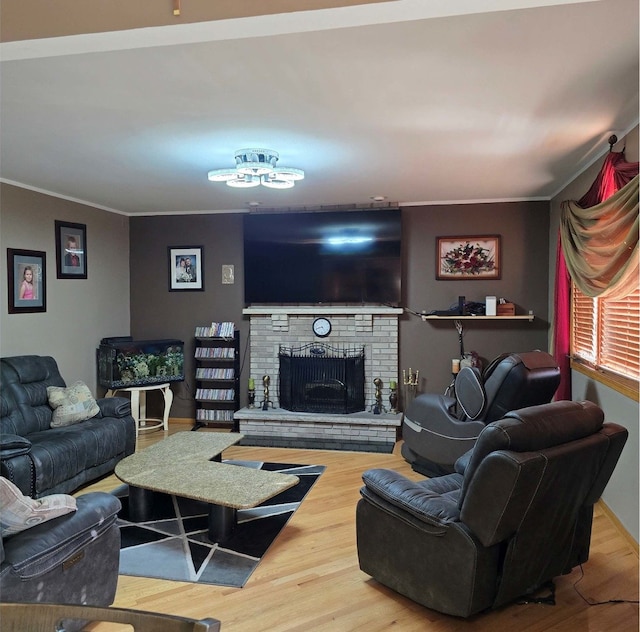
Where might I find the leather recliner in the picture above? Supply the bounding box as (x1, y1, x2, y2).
(401, 350, 561, 476)
(1, 491, 122, 632)
(357, 400, 628, 617)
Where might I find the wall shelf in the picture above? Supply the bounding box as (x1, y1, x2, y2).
(421, 314, 535, 359)
(421, 314, 534, 322)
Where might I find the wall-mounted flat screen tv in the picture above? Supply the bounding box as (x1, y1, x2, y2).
(243, 209, 402, 305)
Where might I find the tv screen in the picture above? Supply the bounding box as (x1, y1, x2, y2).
(243, 209, 402, 305)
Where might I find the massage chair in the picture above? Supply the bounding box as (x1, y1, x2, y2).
(401, 350, 561, 476)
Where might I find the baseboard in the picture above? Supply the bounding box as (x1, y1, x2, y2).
(597, 499, 639, 554)
(168, 417, 237, 432)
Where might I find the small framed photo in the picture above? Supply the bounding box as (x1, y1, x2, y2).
(7, 248, 47, 313)
(169, 246, 204, 291)
(55, 221, 87, 279)
(436, 235, 501, 280)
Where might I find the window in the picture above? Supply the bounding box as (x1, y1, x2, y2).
(571, 284, 640, 396)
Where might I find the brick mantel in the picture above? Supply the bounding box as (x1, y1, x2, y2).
(242, 306, 403, 316)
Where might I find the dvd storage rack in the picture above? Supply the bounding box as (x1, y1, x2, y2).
(193, 327, 239, 431)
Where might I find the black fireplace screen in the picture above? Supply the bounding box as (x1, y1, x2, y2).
(279, 343, 365, 414)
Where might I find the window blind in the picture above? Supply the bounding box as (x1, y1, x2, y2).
(572, 285, 640, 381)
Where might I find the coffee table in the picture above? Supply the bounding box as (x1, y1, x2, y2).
(115, 432, 299, 542)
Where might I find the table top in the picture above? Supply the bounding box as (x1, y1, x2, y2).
(107, 383, 170, 393)
(115, 431, 299, 509)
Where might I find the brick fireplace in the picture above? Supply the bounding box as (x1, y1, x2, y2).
(234, 306, 403, 452)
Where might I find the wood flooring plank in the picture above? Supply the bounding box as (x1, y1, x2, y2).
(78, 422, 639, 631)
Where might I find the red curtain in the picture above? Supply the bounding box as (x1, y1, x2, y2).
(578, 151, 640, 207)
(553, 234, 571, 400)
(553, 151, 639, 400)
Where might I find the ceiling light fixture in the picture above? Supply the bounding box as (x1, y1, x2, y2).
(208, 149, 304, 189)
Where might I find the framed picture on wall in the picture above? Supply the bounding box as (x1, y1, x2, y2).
(7, 248, 47, 313)
(436, 235, 501, 280)
(168, 246, 204, 291)
(55, 220, 87, 279)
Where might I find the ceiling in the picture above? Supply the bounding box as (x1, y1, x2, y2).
(1, 0, 638, 216)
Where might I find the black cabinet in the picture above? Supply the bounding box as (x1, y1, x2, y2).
(193, 330, 240, 430)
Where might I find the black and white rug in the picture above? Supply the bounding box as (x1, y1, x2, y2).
(114, 460, 325, 588)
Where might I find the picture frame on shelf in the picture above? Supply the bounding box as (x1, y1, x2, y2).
(436, 235, 501, 280)
(7, 248, 47, 313)
(55, 220, 87, 279)
(169, 246, 204, 291)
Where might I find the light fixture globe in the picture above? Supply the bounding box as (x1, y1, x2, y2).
(209, 149, 304, 189)
(208, 168, 239, 182)
(235, 149, 278, 175)
(227, 175, 261, 188)
(261, 176, 295, 189)
(271, 167, 305, 181)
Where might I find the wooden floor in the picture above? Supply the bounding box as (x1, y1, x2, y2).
(79, 421, 639, 631)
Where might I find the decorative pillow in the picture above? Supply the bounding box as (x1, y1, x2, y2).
(0, 477, 77, 536)
(47, 381, 101, 428)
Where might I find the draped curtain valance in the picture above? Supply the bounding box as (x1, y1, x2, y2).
(560, 173, 638, 299)
(552, 149, 639, 400)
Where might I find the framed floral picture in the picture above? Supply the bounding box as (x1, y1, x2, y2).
(436, 235, 501, 280)
(55, 220, 87, 279)
(7, 248, 47, 313)
(168, 246, 204, 291)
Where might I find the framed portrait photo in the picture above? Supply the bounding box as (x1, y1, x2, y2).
(55, 221, 87, 279)
(436, 235, 501, 280)
(7, 248, 47, 313)
(169, 246, 204, 291)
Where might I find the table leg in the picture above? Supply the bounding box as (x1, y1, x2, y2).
(139, 391, 147, 428)
(129, 389, 141, 438)
(161, 385, 173, 432)
(128, 486, 155, 522)
(208, 505, 237, 542)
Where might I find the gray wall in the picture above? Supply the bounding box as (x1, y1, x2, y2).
(0, 183, 130, 386)
(129, 201, 551, 417)
(549, 125, 639, 542)
(129, 213, 247, 418)
(400, 201, 550, 396)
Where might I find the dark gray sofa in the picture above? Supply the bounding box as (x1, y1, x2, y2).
(0, 355, 136, 498)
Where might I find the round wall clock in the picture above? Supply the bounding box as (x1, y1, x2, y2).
(312, 317, 332, 338)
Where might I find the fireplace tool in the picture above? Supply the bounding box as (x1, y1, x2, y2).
(403, 368, 419, 410)
(371, 377, 387, 415)
(248, 378, 256, 409)
(261, 375, 274, 411)
(389, 380, 398, 414)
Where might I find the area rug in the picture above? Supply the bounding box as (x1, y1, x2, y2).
(114, 460, 325, 588)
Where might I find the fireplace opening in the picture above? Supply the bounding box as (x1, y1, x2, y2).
(279, 343, 365, 414)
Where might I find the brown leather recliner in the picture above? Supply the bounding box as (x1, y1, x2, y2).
(401, 350, 561, 477)
(357, 400, 628, 617)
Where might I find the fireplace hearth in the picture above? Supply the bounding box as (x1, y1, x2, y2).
(279, 343, 365, 414)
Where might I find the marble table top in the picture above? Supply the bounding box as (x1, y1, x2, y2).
(115, 431, 299, 509)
